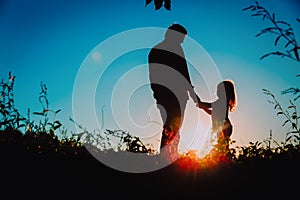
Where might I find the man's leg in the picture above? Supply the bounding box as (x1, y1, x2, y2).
(158, 100, 186, 158)
(160, 115, 182, 149)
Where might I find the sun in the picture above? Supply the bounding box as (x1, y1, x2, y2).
(178, 100, 214, 157)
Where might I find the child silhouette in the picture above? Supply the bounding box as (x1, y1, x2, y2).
(198, 80, 237, 151)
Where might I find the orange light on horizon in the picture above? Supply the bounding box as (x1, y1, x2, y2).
(176, 148, 231, 173)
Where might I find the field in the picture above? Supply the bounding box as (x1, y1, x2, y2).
(1, 128, 299, 199)
(1, 73, 299, 198)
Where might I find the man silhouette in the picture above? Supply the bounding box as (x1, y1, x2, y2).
(148, 23, 200, 157)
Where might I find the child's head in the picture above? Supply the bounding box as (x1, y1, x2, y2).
(217, 80, 237, 112)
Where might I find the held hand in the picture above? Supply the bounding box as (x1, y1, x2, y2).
(196, 102, 202, 109)
(193, 95, 202, 108)
(196, 101, 212, 115)
(195, 100, 202, 109)
(196, 100, 206, 109)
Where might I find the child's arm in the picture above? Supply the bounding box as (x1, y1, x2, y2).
(197, 101, 212, 115)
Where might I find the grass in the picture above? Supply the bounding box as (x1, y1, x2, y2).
(1, 128, 299, 199)
(1, 71, 300, 199)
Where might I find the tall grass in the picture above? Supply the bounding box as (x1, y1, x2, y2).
(0, 71, 299, 169)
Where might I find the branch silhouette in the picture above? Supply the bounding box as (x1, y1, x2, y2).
(243, 1, 300, 62)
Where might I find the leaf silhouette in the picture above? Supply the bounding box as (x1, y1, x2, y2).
(282, 120, 289, 127)
(260, 51, 283, 60)
(154, 0, 163, 10)
(144, 0, 171, 11)
(294, 46, 300, 61)
(242, 5, 254, 11)
(145, 0, 153, 7)
(33, 112, 44, 116)
(276, 20, 289, 25)
(164, 0, 171, 10)
(274, 35, 282, 46)
(285, 40, 293, 48)
(276, 111, 283, 116)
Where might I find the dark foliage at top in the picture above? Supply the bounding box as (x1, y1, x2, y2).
(145, 0, 171, 11)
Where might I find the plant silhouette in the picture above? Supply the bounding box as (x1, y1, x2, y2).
(243, 2, 300, 142)
(0, 71, 26, 130)
(145, 0, 171, 11)
(32, 81, 62, 135)
(243, 1, 300, 62)
(263, 89, 300, 145)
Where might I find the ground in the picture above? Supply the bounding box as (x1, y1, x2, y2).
(1, 145, 299, 199)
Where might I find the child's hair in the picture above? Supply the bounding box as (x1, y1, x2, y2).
(217, 80, 237, 112)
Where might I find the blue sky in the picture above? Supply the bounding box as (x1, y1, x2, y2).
(0, 0, 299, 152)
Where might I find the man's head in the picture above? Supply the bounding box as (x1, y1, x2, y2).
(164, 23, 187, 44)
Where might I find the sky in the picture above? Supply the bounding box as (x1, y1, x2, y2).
(0, 0, 299, 153)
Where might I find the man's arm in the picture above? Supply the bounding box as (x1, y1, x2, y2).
(178, 57, 200, 104)
(188, 86, 201, 104)
(184, 69, 201, 104)
(178, 48, 202, 104)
